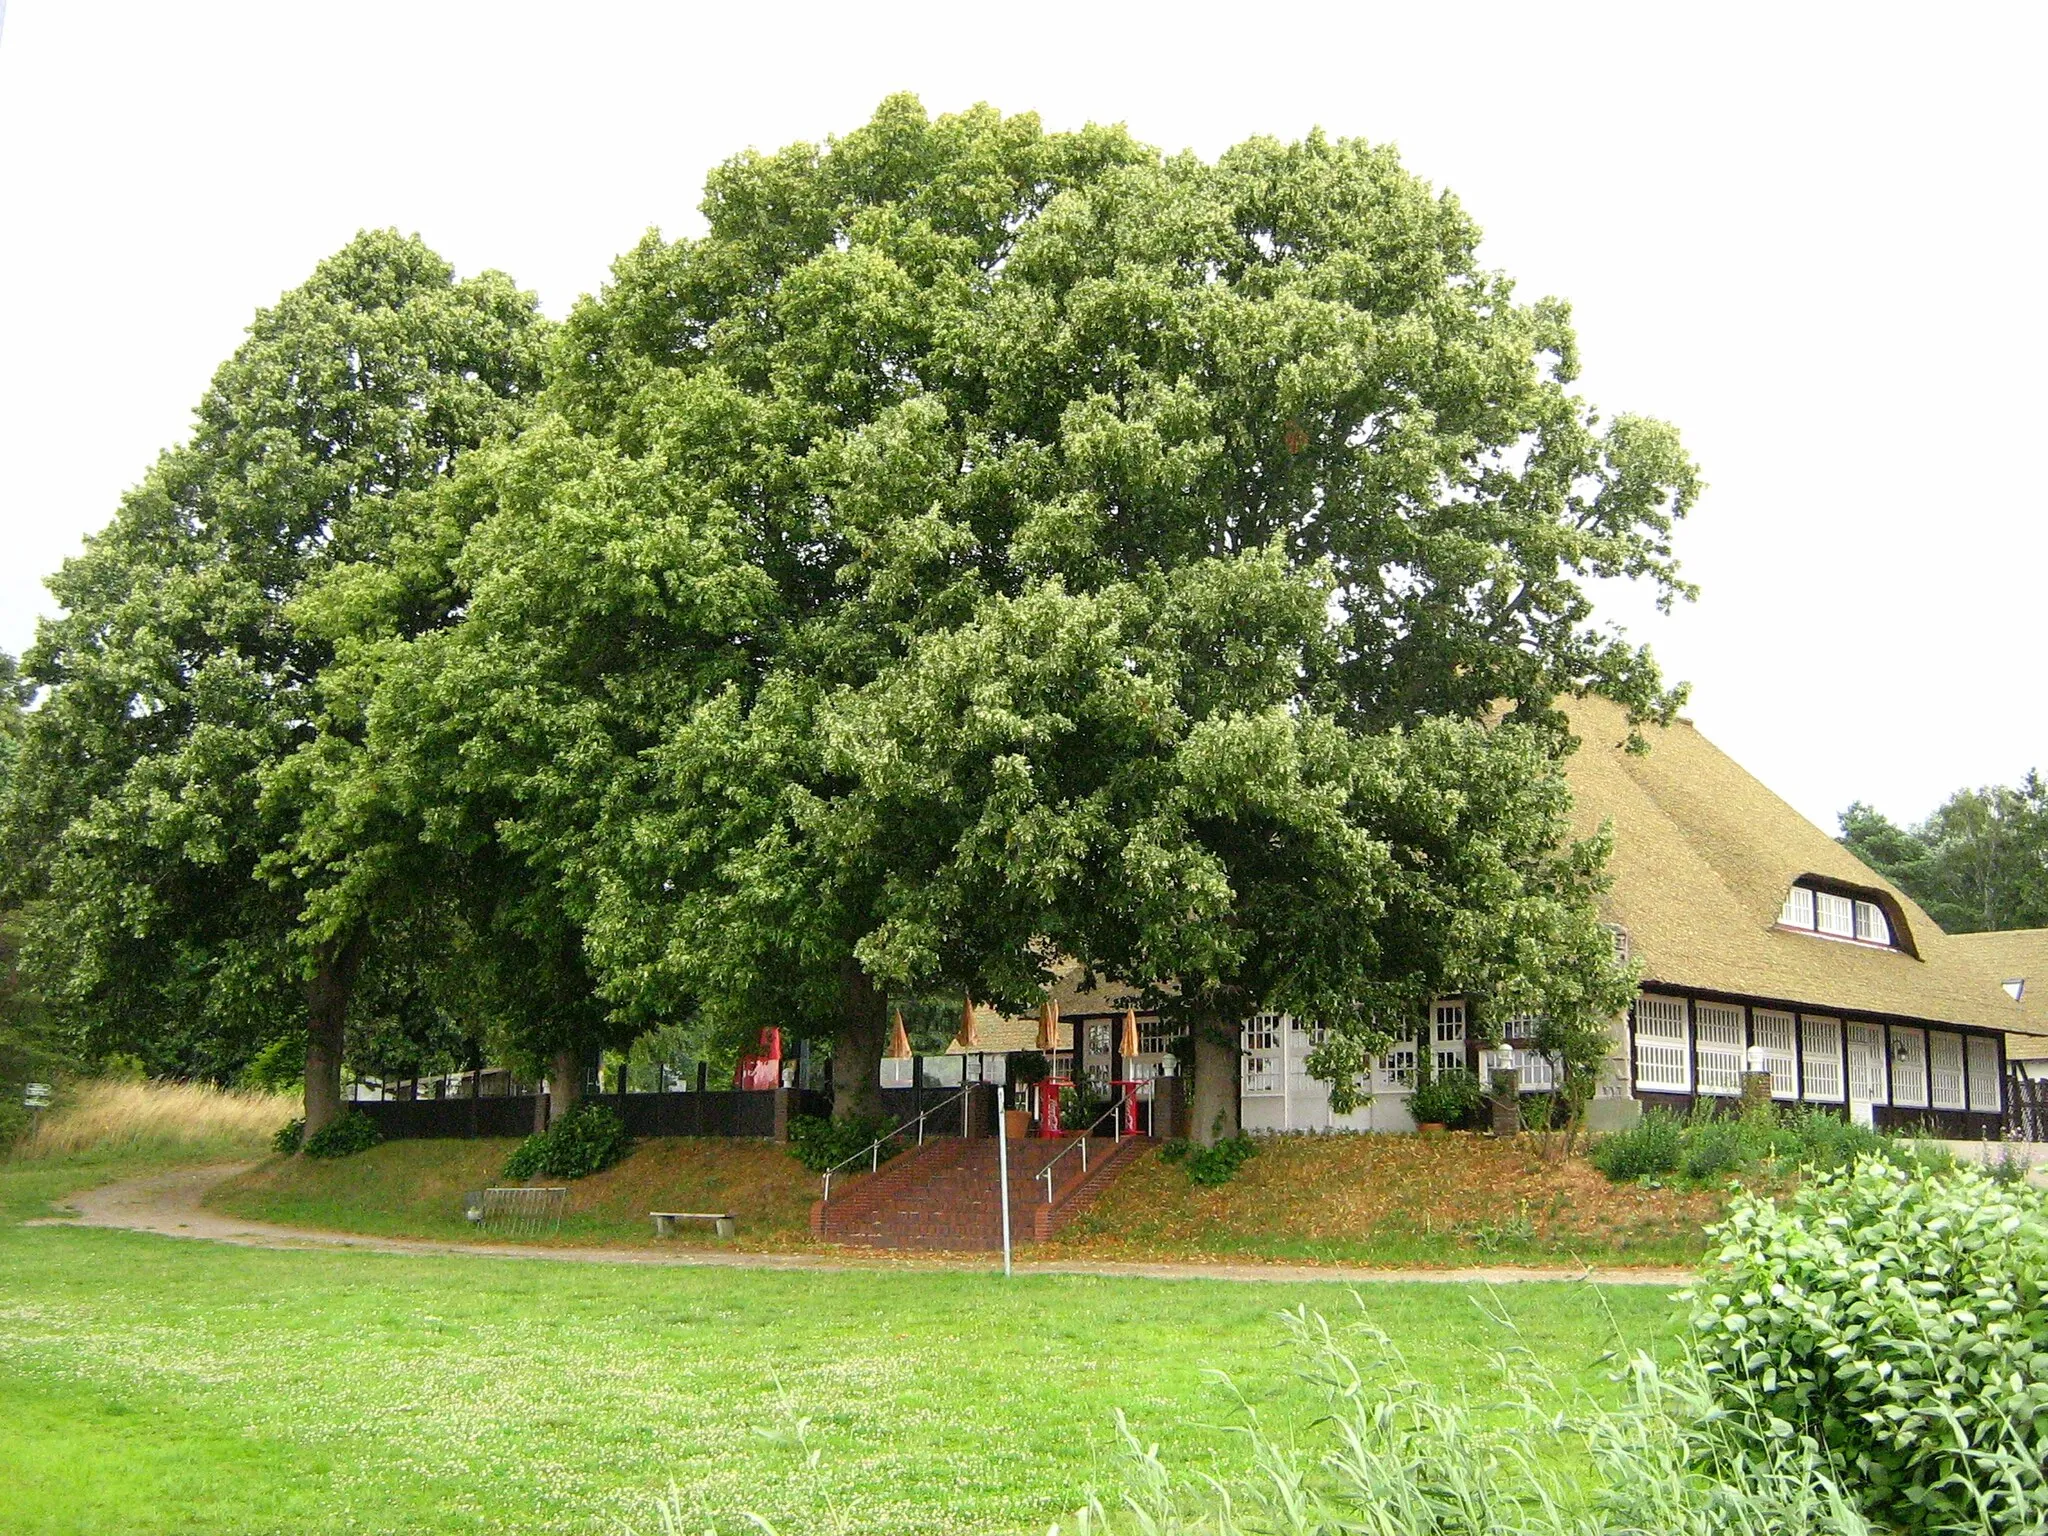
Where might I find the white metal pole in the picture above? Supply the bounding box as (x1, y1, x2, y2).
(996, 1084, 1013, 1278)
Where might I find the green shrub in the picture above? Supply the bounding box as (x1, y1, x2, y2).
(239, 1036, 305, 1093)
(301, 1110, 381, 1159)
(1692, 1157, 2048, 1535)
(1408, 1066, 1481, 1128)
(1679, 1114, 1753, 1182)
(1181, 1133, 1257, 1186)
(272, 1117, 305, 1155)
(786, 1114, 896, 1173)
(1007, 1050, 1050, 1086)
(1590, 1107, 1684, 1181)
(502, 1103, 630, 1181)
(1157, 1136, 1192, 1164)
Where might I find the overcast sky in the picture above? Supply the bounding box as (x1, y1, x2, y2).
(1, 2, 2039, 834)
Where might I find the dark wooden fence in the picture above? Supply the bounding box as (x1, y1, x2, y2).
(2005, 1071, 2048, 1143)
(349, 1088, 827, 1143)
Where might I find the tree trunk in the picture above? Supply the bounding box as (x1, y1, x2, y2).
(304, 932, 367, 1137)
(548, 1046, 583, 1125)
(831, 957, 888, 1123)
(1188, 1011, 1241, 1145)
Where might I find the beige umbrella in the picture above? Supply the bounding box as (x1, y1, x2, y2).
(957, 995, 982, 1050)
(885, 1009, 912, 1060)
(1036, 996, 1060, 1052)
(1119, 1008, 1141, 1059)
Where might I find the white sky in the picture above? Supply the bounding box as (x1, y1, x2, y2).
(0, 1, 2040, 835)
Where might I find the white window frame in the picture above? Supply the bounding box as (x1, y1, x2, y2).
(1846, 1021, 1888, 1105)
(1138, 1017, 1175, 1057)
(1815, 892, 1855, 938)
(1751, 1009, 1799, 1099)
(1853, 901, 1889, 944)
(1241, 1015, 1283, 1097)
(1511, 1046, 1559, 1092)
(1780, 886, 1816, 928)
(1799, 1016, 1845, 1103)
(1966, 1035, 2001, 1114)
(1890, 1027, 1928, 1108)
(1929, 1030, 1966, 1111)
(1432, 999, 1467, 1079)
(1693, 1002, 1745, 1097)
(1375, 1027, 1418, 1092)
(1633, 994, 1691, 1093)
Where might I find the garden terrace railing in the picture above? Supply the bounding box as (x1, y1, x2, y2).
(466, 1186, 567, 1238)
(818, 1088, 971, 1205)
(2006, 1070, 2048, 1143)
(1035, 1101, 1126, 1204)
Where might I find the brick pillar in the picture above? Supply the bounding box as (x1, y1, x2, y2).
(772, 1087, 796, 1142)
(1152, 1077, 1185, 1140)
(1740, 1071, 1773, 1116)
(1488, 1068, 1520, 1137)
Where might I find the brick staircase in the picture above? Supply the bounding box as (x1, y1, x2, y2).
(810, 1135, 1151, 1251)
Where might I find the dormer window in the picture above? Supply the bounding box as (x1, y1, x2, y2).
(1779, 881, 1893, 948)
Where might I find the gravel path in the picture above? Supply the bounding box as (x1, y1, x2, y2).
(22, 1162, 1695, 1287)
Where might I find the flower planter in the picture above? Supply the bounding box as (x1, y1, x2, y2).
(1416, 1122, 1448, 1135)
(1002, 1109, 1032, 1140)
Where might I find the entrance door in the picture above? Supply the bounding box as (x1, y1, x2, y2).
(1847, 1022, 1886, 1128)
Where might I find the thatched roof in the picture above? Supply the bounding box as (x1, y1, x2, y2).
(1562, 695, 2048, 1045)
(1944, 929, 2048, 1057)
(945, 961, 1151, 1054)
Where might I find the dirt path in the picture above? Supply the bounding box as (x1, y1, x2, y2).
(22, 1163, 1696, 1287)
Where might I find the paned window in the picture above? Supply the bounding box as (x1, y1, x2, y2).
(1890, 1028, 1928, 1108)
(1752, 1009, 1799, 1099)
(1240, 1016, 1283, 1097)
(1780, 886, 1815, 928)
(1633, 994, 1690, 1092)
(1929, 1030, 1966, 1110)
(1779, 882, 1899, 949)
(1815, 892, 1855, 938)
(1966, 1036, 2001, 1113)
(1138, 1018, 1175, 1056)
(1432, 1000, 1467, 1078)
(1512, 1047, 1559, 1091)
(1375, 1030, 1418, 1091)
(1694, 1002, 1745, 1096)
(1846, 1022, 1888, 1105)
(1799, 1016, 1844, 1102)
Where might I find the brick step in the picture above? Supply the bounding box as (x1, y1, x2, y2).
(819, 1136, 1151, 1251)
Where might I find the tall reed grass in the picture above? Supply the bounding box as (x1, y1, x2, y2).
(14, 1076, 298, 1158)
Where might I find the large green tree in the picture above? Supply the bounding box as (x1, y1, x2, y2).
(404, 96, 1693, 1126)
(1842, 781, 2048, 934)
(0, 232, 549, 1127)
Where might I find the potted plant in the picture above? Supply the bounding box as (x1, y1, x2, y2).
(1409, 1066, 1481, 1133)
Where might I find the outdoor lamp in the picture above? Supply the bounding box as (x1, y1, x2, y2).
(1745, 1045, 1765, 1073)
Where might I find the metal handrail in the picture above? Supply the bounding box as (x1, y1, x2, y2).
(1036, 1101, 1125, 1203)
(819, 1087, 971, 1203)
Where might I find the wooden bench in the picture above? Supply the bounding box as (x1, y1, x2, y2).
(652, 1210, 735, 1239)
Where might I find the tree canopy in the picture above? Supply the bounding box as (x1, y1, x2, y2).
(1841, 779, 2048, 934)
(4, 98, 1697, 1138)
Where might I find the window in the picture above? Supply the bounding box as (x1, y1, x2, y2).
(1241, 1016, 1282, 1096)
(1513, 1046, 1559, 1091)
(1779, 882, 1899, 949)
(1432, 1000, 1466, 1078)
(1138, 1018, 1175, 1057)
(1605, 925, 1631, 965)
(1890, 1028, 1928, 1108)
(1929, 1031, 1966, 1110)
(1799, 1016, 1844, 1102)
(1694, 1002, 1745, 1096)
(1633, 994, 1690, 1092)
(1376, 1029, 1418, 1091)
(1847, 1022, 1888, 1105)
(1752, 1009, 1799, 1099)
(1966, 1036, 2001, 1113)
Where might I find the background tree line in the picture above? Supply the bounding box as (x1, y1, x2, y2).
(1841, 778, 2048, 934)
(0, 97, 1703, 1141)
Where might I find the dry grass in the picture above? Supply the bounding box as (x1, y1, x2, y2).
(15, 1077, 298, 1158)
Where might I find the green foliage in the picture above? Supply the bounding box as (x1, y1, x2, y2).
(1693, 1158, 2048, 1534)
(785, 1114, 897, 1173)
(1593, 1104, 1943, 1186)
(502, 1103, 630, 1181)
(1407, 1066, 1482, 1128)
(300, 1110, 382, 1159)
(1162, 1132, 1257, 1186)
(1840, 780, 2048, 933)
(239, 1037, 306, 1093)
(273, 1117, 306, 1155)
(1007, 1050, 1050, 1086)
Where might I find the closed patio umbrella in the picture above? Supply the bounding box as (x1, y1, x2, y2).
(957, 996, 982, 1050)
(886, 1009, 912, 1060)
(1036, 996, 1060, 1052)
(1119, 1008, 1140, 1059)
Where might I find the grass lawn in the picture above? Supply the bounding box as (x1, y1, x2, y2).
(2, 1148, 1688, 1535)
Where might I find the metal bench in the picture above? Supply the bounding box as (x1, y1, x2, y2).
(652, 1210, 735, 1239)
(464, 1187, 568, 1238)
